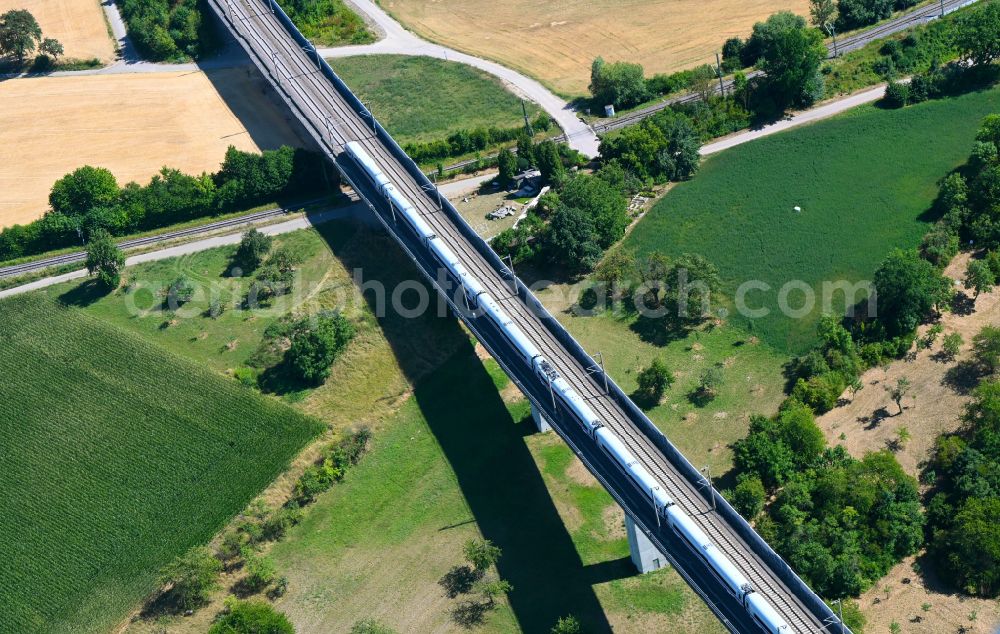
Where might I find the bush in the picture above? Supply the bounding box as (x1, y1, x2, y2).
(729, 475, 767, 519)
(158, 546, 222, 610)
(636, 358, 673, 405)
(241, 550, 277, 593)
(883, 80, 909, 108)
(286, 311, 356, 385)
(351, 619, 397, 634)
(208, 598, 295, 634)
(233, 228, 273, 275)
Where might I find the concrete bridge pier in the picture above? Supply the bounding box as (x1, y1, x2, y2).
(530, 403, 552, 433)
(625, 514, 668, 573)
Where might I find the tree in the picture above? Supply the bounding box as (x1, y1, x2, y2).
(942, 332, 964, 360)
(886, 377, 911, 415)
(954, 2, 1000, 67)
(542, 205, 602, 274)
(873, 249, 949, 337)
(536, 140, 566, 185)
(941, 497, 1000, 596)
(85, 229, 124, 290)
(809, 0, 838, 28)
(39, 37, 63, 60)
(158, 546, 222, 610)
(593, 249, 635, 297)
(208, 599, 295, 634)
(972, 325, 1000, 373)
(730, 475, 766, 518)
(687, 64, 717, 103)
(721, 37, 746, 71)
(636, 358, 674, 404)
(497, 147, 517, 186)
(0, 9, 41, 62)
(698, 366, 725, 401)
(639, 251, 672, 308)
(475, 578, 513, 607)
(966, 259, 996, 298)
(560, 174, 629, 248)
(837, 0, 893, 30)
(516, 133, 535, 167)
(669, 253, 721, 321)
(287, 312, 356, 385)
(49, 166, 120, 218)
(589, 57, 649, 109)
(167, 275, 195, 307)
(658, 116, 701, 181)
(464, 538, 501, 572)
(551, 615, 581, 634)
(756, 12, 827, 109)
(233, 228, 273, 275)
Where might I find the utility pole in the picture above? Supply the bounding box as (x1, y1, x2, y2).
(715, 52, 726, 98)
(832, 598, 845, 634)
(521, 99, 534, 136)
(702, 465, 716, 511)
(940, 0, 945, 17)
(826, 22, 839, 58)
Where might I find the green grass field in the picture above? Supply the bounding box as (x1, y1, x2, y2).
(0, 294, 323, 633)
(540, 305, 790, 474)
(329, 55, 540, 145)
(270, 346, 723, 633)
(625, 86, 1000, 354)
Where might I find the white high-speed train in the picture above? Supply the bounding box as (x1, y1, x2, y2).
(345, 141, 791, 634)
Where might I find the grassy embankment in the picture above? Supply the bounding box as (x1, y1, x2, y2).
(56, 221, 724, 633)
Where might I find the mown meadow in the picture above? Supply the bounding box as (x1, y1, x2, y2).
(329, 55, 540, 145)
(625, 85, 1000, 354)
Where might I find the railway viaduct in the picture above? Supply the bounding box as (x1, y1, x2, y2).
(205, 1, 853, 631)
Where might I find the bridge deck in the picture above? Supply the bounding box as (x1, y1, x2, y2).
(208, 1, 845, 631)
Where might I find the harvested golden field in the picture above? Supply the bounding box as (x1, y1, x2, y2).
(377, 0, 810, 96)
(0, 0, 115, 62)
(0, 69, 301, 228)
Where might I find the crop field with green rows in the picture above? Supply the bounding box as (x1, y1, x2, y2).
(0, 294, 323, 633)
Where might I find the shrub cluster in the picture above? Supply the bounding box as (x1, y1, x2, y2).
(925, 375, 1000, 597)
(280, 0, 374, 46)
(732, 401, 923, 599)
(291, 428, 371, 506)
(117, 0, 218, 62)
(0, 146, 328, 263)
(403, 114, 552, 164)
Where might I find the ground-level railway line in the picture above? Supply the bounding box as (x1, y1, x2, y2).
(208, 1, 848, 631)
(0, 196, 350, 279)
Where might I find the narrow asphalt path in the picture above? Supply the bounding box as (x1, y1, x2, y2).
(318, 0, 601, 156)
(701, 83, 889, 155)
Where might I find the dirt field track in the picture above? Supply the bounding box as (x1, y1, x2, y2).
(0, 69, 302, 228)
(0, 0, 115, 63)
(376, 0, 810, 96)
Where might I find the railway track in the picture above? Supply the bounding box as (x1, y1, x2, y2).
(0, 196, 345, 280)
(212, 0, 836, 631)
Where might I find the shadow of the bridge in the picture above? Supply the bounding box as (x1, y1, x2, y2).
(314, 219, 624, 632)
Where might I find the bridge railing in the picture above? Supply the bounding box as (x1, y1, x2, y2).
(260, 2, 846, 630)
